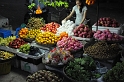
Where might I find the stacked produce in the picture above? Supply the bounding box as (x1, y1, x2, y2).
(35, 32, 59, 45)
(9, 38, 27, 49)
(94, 17, 120, 27)
(84, 41, 120, 59)
(0, 50, 14, 60)
(19, 28, 41, 40)
(57, 37, 83, 51)
(26, 17, 45, 29)
(73, 24, 94, 38)
(56, 20, 75, 36)
(29, 46, 40, 56)
(26, 70, 63, 82)
(64, 57, 98, 82)
(43, 48, 73, 65)
(19, 44, 41, 56)
(94, 29, 123, 41)
(40, 22, 60, 34)
(26, 29, 41, 39)
(19, 27, 29, 38)
(0, 36, 16, 46)
(103, 61, 124, 82)
(19, 44, 30, 54)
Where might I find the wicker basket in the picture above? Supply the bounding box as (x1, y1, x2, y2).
(0, 61, 11, 75)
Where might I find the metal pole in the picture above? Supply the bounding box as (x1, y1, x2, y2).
(96, 0, 99, 31)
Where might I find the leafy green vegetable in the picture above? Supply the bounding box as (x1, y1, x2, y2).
(28, 3, 36, 10)
(64, 56, 97, 82)
(39, 0, 69, 8)
(103, 61, 124, 82)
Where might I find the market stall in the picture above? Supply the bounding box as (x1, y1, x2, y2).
(0, 0, 124, 82)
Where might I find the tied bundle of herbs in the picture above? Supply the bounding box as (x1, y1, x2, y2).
(103, 61, 124, 82)
(64, 57, 100, 82)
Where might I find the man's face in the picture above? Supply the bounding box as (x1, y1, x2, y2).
(76, 1, 81, 6)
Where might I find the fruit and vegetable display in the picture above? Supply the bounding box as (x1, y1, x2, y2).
(56, 20, 75, 36)
(26, 70, 63, 82)
(40, 22, 60, 34)
(94, 29, 123, 41)
(0, 36, 16, 46)
(57, 37, 83, 51)
(0, 50, 15, 60)
(86, 0, 95, 5)
(26, 17, 45, 29)
(19, 44, 30, 54)
(64, 57, 97, 82)
(73, 24, 94, 38)
(42, 48, 73, 65)
(84, 41, 120, 59)
(9, 38, 27, 49)
(35, 32, 60, 45)
(103, 61, 124, 82)
(94, 17, 120, 27)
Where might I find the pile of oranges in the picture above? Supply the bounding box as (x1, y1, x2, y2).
(59, 32, 68, 40)
(19, 28, 28, 38)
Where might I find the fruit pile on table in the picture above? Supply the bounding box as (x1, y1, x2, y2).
(0, 17, 124, 82)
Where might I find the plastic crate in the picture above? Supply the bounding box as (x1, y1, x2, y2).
(0, 29, 11, 38)
(21, 61, 45, 73)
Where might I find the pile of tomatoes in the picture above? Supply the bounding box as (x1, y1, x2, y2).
(40, 22, 60, 34)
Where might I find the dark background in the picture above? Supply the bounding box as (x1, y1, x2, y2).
(0, 0, 124, 30)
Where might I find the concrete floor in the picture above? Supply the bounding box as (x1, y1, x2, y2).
(0, 0, 124, 82)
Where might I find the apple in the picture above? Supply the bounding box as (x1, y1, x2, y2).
(103, 17, 106, 21)
(106, 17, 111, 21)
(80, 28, 84, 32)
(99, 18, 103, 21)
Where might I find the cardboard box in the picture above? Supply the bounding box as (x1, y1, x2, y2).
(21, 61, 45, 73)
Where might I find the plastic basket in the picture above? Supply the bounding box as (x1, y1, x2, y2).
(0, 61, 11, 75)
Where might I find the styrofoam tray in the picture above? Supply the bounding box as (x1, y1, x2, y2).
(92, 24, 121, 30)
(72, 36, 92, 41)
(92, 28, 121, 34)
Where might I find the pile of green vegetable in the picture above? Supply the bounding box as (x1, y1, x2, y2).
(64, 57, 100, 82)
(103, 61, 124, 82)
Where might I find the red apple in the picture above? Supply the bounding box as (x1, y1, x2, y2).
(106, 17, 111, 21)
(80, 28, 84, 32)
(103, 17, 106, 21)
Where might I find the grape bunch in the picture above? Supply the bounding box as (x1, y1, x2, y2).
(29, 46, 40, 56)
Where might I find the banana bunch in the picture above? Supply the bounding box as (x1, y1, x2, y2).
(0, 51, 14, 60)
(86, 0, 95, 5)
